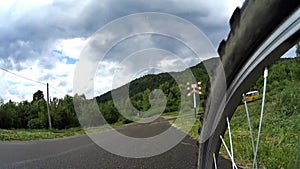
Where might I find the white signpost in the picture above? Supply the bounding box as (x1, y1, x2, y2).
(187, 81, 202, 118)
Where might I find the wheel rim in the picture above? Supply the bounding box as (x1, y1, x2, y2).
(199, 6, 300, 169)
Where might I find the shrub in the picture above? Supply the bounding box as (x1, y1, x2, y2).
(280, 84, 300, 116)
(28, 118, 44, 129)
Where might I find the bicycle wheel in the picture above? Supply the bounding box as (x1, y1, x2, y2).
(198, 0, 300, 168)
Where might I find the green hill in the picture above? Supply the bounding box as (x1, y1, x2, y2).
(222, 57, 300, 168)
(95, 58, 214, 104)
(95, 56, 300, 168)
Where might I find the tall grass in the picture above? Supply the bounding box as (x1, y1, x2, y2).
(221, 81, 300, 168)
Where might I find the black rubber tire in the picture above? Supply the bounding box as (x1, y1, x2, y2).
(198, 0, 300, 168)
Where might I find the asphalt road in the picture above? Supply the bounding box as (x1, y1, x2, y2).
(0, 117, 234, 169)
(0, 118, 201, 169)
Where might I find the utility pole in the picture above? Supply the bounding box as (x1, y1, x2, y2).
(187, 81, 202, 118)
(46, 83, 52, 129)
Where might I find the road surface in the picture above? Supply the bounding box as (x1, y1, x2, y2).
(0, 117, 232, 169)
(0, 118, 199, 169)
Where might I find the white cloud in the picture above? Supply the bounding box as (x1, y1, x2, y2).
(94, 61, 119, 96)
(227, 0, 245, 13)
(157, 58, 187, 72)
(0, 0, 249, 102)
(0, 0, 54, 23)
(56, 38, 88, 60)
(0, 0, 53, 12)
(1, 69, 45, 102)
(0, 50, 78, 102)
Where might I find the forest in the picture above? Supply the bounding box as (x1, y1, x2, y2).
(0, 56, 299, 130)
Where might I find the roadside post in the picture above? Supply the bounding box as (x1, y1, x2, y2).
(186, 81, 202, 118)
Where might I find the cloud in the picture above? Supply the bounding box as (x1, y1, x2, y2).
(0, 0, 246, 102)
(94, 61, 119, 96)
(0, 0, 242, 68)
(57, 38, 87, 60)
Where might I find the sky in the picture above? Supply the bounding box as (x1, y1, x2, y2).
(0, 0, 297, 103)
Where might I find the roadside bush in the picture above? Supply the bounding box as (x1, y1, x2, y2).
(28, 118, 44, 129)
(280, 83, 300, 116)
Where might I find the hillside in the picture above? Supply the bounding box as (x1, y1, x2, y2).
(222, 57, 300, 168)
(0, 57, 299, 131)
(95, 58, 216, 104)
(94, 56, 300, 168)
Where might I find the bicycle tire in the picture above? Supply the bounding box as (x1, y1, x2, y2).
(198, 0, 300, 168)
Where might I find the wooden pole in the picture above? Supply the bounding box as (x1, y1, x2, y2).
(46, 83, 52, 129)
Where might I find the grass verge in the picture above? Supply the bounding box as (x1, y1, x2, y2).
(0, 120, 138, 141)
(168, 114, 201, 139)
(0, 127, 84, 141)
(220, 94, 300, 168)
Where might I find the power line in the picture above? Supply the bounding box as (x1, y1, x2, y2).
(0, 66, 46, 85)
(49, 85, 68, 95)
(0, 65, 68, 96)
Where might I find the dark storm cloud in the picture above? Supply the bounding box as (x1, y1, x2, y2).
(0, 0, 231, 71)
(0, 1, 95, 70)
(84, 0, 229, 44)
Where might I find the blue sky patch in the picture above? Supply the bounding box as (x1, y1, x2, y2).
(52, 50, 78, 64)
(8, 81, 34, 87)
(52, 50, 63, 55)
(8, 81, 19, 85)
(61, 56, 78, 64)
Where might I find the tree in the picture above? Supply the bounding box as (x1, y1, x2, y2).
(52, 95, 79, 129)
(28, 99, 48, 129)
(0, 97, 4, 107)
(100, 101, 119, 124)
(32, 90, 44, 102)
(142, 89, 151, 111)
(17, 100, 31, 128)
(157, 82, 181, 113)
(0, 100, 16, 129)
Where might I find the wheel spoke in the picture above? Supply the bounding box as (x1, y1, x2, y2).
(252, 67, 268, 169)
(213, 153, 218, 169)
(226, 117, 235, 169)
(243, 94, 257, 168)
(220, 136, 238, 169)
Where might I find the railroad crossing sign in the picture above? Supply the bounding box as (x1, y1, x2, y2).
(186, 81, 202, 118)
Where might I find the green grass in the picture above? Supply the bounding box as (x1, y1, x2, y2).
(0, 119, 139, 141)
(161, 111, 180, 117)
(0, 127, 84, 141)
(162, 110, 201, 139)
(220, 91, 300, 168)
(181, 79, 300, 168)
(169, 115, 201, 139)
(171, 97, 299, 168)
(187, 118, 201, 139)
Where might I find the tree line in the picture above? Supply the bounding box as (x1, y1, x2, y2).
(0, 59, 211, 129)
(0, 91, 80, 129)
(1, 56, 300, 130)
(0, 81, 201, 129)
